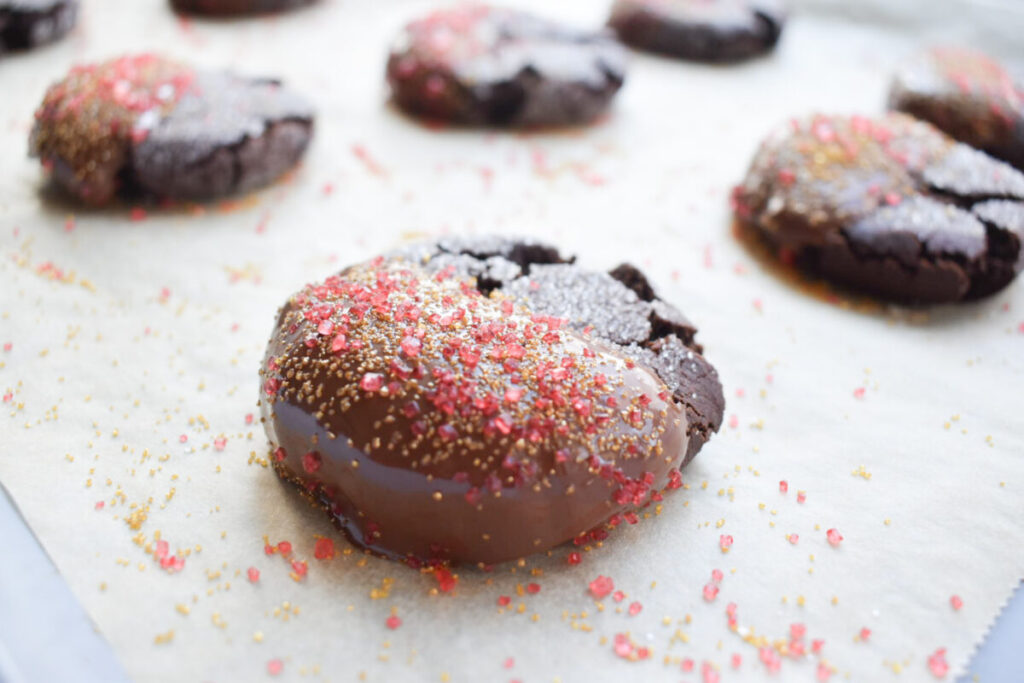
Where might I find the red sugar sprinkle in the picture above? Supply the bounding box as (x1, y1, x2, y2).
(526, 583, 541, 594)
(731, 654, 742, 669)
(129, 207, 147, 222)
(245, 413, 254, 424)
(797, 491, 807, 504)
(247, 567, 260, 583)
(613, 634, 632, 658)
(588, 575, 614, 599)
(264, 544, 275, 556)
(277, 541, 292, 554)
(94, 501, 104, 510)
(628, 601, 642, 616)
(503, 657, 515, 669)
(434, 567, 457, 592)
(884, 192, 902, 206)
(178, 434, 188, 443)
(612, 590, 625, 603)
(788, 534, 799, 544)
(385, 615, 402, 630)
(567, 552, 582, 566)
(853, 387, 866, 399)
(301, 451, 322, 474)
(1, 343, 11, 352)
(859, 627, 871, 641)
(728, 414, 739, 429)
(497, 595, 511, 607)
(313, 537, 336, 560)
(719, 534, 734, 552)
(928, 648, 949, 678)
(817, 662, 833, 681)
(291, 560, 308, 577)
(702, 661, 720, 683)
(267, 659, 283, 676)
(950, 595, 963, 610)
(360, 372, 384, 392)
(703, 583, 720, 602)
(1, 392, 11, 403)
(811, 639, 825, 653)
(711, 569, 724, 583)
(213, 437, 227, 451)
(779, 480, 788, 493)
(826, 528, 843, 546)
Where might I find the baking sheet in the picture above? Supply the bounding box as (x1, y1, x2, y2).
(1, 1, 1023, 681)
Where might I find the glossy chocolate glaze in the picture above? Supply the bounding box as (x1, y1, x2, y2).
(734, 113, 1024, 303)
(260, 240, 722, 565)
(386, 5, 626, 127)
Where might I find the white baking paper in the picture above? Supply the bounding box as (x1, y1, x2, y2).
(1, 1, 1022, 681)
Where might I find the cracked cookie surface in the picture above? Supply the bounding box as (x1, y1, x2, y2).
(29, 54, 314, 205)
(386, 5, 627, 127)
(733, 113, 1024, 303)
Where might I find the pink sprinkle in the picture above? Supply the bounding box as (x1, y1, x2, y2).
(927, 648, 949, 678)
(731, 654, 742, 669)
(291, 560, 308, 577)
(526, 583, 541, 594)
(94, 501, 105, 510)
(313, 537, 335, 560)
(360, 373, 384, 392)
(765, 373, 774, 384)
(64, 217, 76, 232)
(853, 387, 866, 399)
(503, 657, 515, 669)
(129, 207, 147, 222)
(2, 343, 11, 352)
(2, 391, 11, 403)
(779, 480, 788, 493)
(811, 639, 825, 654)
(588, 575, 614, 599)
(267, 659, 283, 676)
(245, 413, 254, 424)
(213, 437, 227, 451)
(950, 595, 963, 610)
(711, 569, 724, 583)
(301, 451, 322, 473)
(884, 192, 902, 206)
(178, 434, 188, 443)
(791, 623, 806, 640)
(497, 595, 511, 607)
(826, 528, 843, 546)
(728, 414, 739, 429)
(796, 491, 807, 504)
(1018, 322, 1024, 334)
(788, 534, 799, 544)
(702, 661, 720, 683)
(817, 662, 832, 681)
(613, 634, 632, 658)
(247, 567, 260, 583)
(719, 535, 734, 552)
(703, 583, 720, 602)
(628, 601, 642, 616)
(277, 541, 292, 554)
(859, 628, 871, 641)
(753, 298, 763, 312)
(385, 615, 402, 630)
(612, 590, 625, 603)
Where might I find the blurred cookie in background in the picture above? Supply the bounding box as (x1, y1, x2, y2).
(0, 0, 77, 54)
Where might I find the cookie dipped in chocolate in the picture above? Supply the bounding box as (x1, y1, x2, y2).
(259, 238, 723, 566)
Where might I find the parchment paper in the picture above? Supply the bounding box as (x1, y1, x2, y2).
(1, 1, 1022, 681)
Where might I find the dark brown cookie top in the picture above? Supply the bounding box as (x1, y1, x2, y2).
(169, 0, 315, 16)
(29, 54, 314, 205)
(259, 237, 722, 564)
(386, 5, 627, 126)
(734, 113, 1024, 303)
(0, 0, 77, 53)
(888, 46, 1024, 171)
(608, 0, 786, 62)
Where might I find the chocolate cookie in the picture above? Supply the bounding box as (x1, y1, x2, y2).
(29, 54, 314, 205)
(386, 6, 627, 127)
(0, 0, 77, 53)
(259, 236, 724, 565)
(888, 46, 1024, 172)
(607, 0, 786, 62)
(733, 114, 1024, 304)
(169, 0, 314, 16)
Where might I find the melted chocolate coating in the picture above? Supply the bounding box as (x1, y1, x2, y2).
(607, 0, 786, 63)
(169, 0, 315, 16)
(888, 47, 1024, 172)
(386, 5, 627, 127)
(29, 54, 314, 205)
(0, 0, 76, 54)
(259, 237, 723, 565)
(734, 113, 1024, 303)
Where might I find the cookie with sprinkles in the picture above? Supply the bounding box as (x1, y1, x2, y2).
(386, 5, 627, 127)
(259, 237, 724, 565)
(607, 0, 786, 63)
(29, 54, 314, 205)
(0, 0, 77, 54)
(888, 46, 1024, 172)
(734, 113, 1024, 303)
(169, 0, 315, 16)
